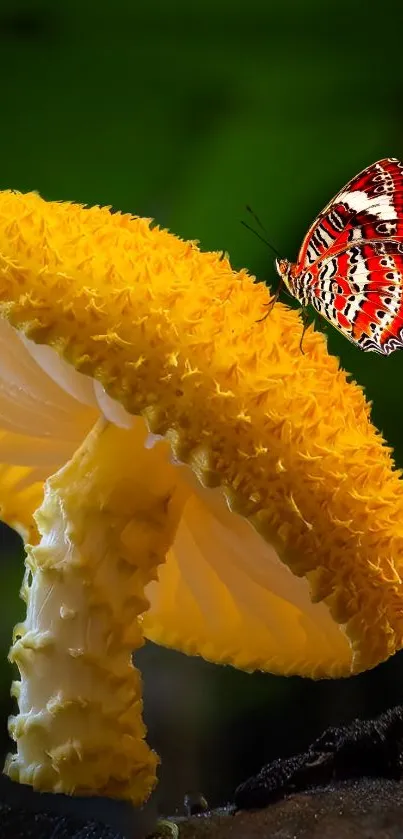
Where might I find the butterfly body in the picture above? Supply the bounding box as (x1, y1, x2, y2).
(275, 158, 403, 354)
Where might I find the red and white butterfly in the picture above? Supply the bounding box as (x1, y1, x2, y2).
(275, 157, 403, 354)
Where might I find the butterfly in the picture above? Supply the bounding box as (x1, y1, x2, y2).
(275, 157, 403, 354)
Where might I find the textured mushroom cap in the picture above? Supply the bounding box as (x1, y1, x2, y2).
(0, 190, 403, 677)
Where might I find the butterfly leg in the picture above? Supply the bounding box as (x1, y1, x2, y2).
(234, 705, 403, 810)
(256, 281, 284, 323)
(299, 307, 311, 355)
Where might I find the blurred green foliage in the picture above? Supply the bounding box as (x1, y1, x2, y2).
(1, 0, 402, 456)
(0, 0, 403, 812)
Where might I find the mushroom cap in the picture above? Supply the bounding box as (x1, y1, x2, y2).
(1, 190, 403, 678)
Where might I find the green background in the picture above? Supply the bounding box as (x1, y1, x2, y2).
(0, 0, 403, 814)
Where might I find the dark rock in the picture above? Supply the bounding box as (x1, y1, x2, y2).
(178, 778, 403, 838)
(235, 705, 403, 810)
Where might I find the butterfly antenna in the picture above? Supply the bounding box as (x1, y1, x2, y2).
(241, 219, 271, 247)
(242, 215, 295, 299)
(242, 207, 282, 259)
(242, 205, 295, 318)
(246, 204, 269, 234)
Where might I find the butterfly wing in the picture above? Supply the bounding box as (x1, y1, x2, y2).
(297, 158, 403, 268)
(294, 158, 403, 354)
(308, 240, 403, 354)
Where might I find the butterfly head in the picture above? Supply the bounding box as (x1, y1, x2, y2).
(275, 258, 293, 293)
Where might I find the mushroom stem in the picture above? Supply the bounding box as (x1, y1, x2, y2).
(5, 418, 186, 804)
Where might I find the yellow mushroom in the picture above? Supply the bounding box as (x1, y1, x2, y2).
(0, 190, 402, 805)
